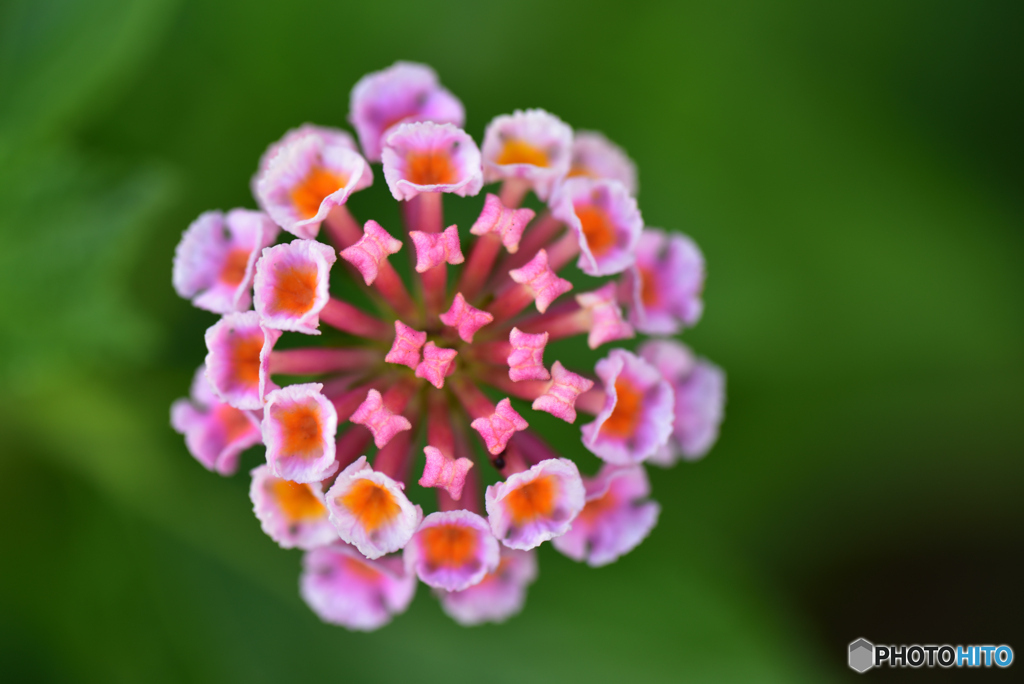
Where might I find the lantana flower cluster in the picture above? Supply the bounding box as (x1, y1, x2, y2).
(171, 62, 725, 630)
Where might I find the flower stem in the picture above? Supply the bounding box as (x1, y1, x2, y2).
(320, 298, 392, 340)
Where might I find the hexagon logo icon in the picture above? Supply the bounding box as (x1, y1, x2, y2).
(849, 638, 874, 673)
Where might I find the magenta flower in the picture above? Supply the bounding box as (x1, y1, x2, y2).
(640, 340, 726, 464)
(381, 122, 483, 201)
(254, 127, 373, 239)
(173, 209, 280, 314)
(404, 509, 500, 591)
(568, 130, 638, 194)
(552, 464, 660, 566)
(300, 543, 416, 630)
(349, 61, 464, 162)
(171, 63, 727, 630)
(171, 365, 262, 475)
(481, 109, 574, 202)
(262, 382, 338, 483)
(438, 548, 538, 626)
(581, 348, 675, 464)
(249, 464, 338, 549)
(623, 229, 705, 334)
(551, 177, 643, 276)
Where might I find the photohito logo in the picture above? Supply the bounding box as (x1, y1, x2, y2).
(848, 638, 1014, 673)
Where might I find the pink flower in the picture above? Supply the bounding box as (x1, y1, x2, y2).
(410, 225, 464, 272)
(173, 209, 279, 314)
(469, 193, 535, 253)
(350, 389, 412, 449)
(254, 128, 373, 239)
(640, 340, 726, 464)
(551, 177, 643, 276)
(349, 61, 464, 162)
(384, 320, 427, 369)
(404, 510, 500, 591)
(255, 123, 356, 177)
(481, 109, 573, 201)
(418, 447, 474, 500)
(203, 311, 281, 410)
(485, 458, 585, 550)
(439, 292, 493, 343)
(253, 240, 336, 334)
(438, 548, 538, 626)
(339, 220, 403, 285)
(382, 122, 483, 200)
(576, 282, 635, 349)
(507, 328, 549, 382)
(581, 349, 675, 464)
(508, 249, 573, 314)
(471, 398, 528, 455)
(532, 361, 594, 423)
(624, 229, 705, 334)
(552, 464, 660, 566)
(568, 130, 638, 195)
(415, 342, 458, 389)
(325, 456, 423, 559)
(171, 365, 261, 475)
(301, 543, 416, 631)
(262, 383, 338, 483)
(249, 464, 338, 549)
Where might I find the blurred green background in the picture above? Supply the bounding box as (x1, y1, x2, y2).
(1, 0, 1021, 681)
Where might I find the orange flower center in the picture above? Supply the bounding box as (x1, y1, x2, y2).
(228, 333, 263, 388)
(576, 490, 616, 524)
(566, 163, 596, 179)
(275, 403, 323, 457)
(505, 475, 557, 525)
(270, 479, 326, 521)
(576, 204, 616, 257)
(268, 263, 318, 316)
(340, 479, 401, 533)
(406, 151, 457, 185)
(214, 404, 254, 442)
(601, 378, 643, 438)
(496, 139, 549, 167)
(639, 266, 659, 306)
(421, 524, 478, 569)
(290, 166, 347, 220)
(343, 556, 384, 582)
(219, 247, 251, 286)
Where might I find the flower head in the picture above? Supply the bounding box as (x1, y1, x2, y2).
(481, 109, 573, 201)
(581, 349, 675, 464)
(173, 209, 280, 314)
(250, 464, 338, 549)
(404, 510, 500, 591)
(382, 122, 483, 200)
(255, 127, 372, 238)
(173, 64, 724, 631)
(301, 543, 416, 631)
(171, 365, 261, 475)
(552, 464, 660, 566)
(349, 61, 465, 162)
